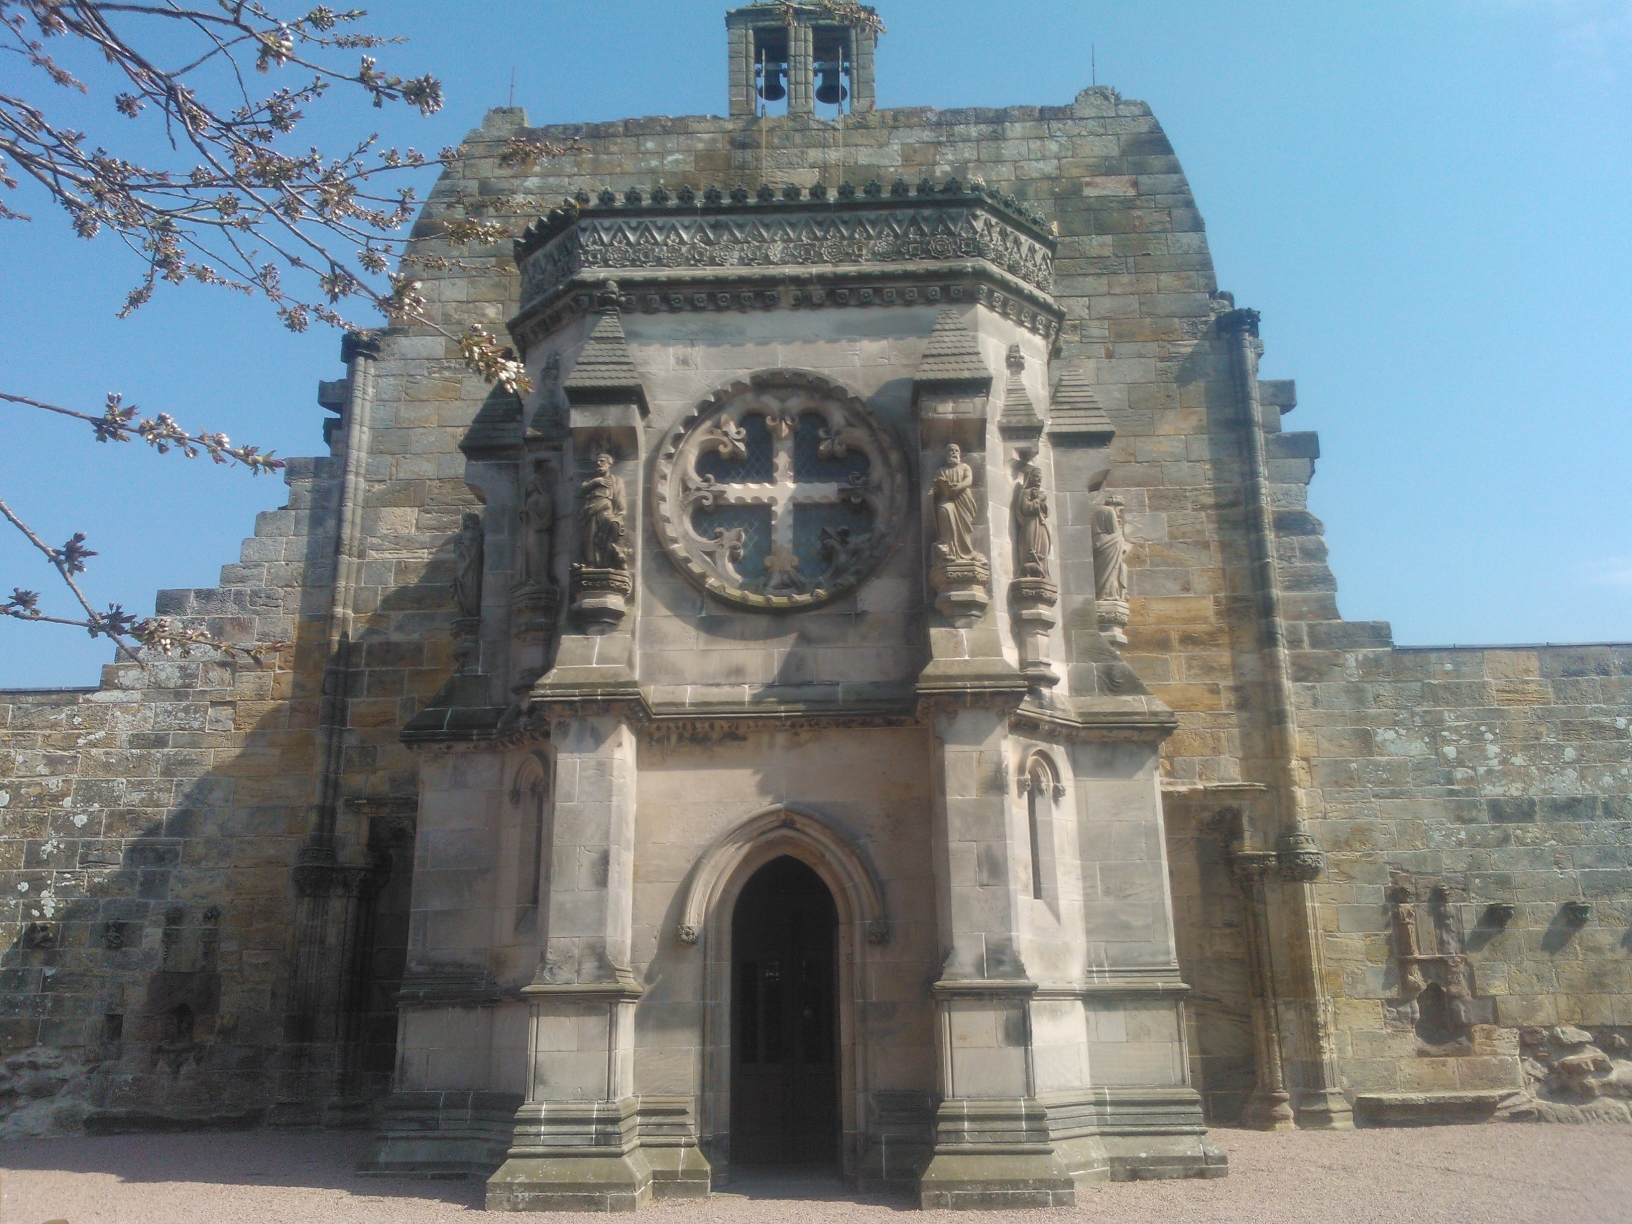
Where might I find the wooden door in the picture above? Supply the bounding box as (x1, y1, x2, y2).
(729, 857, 839, 1166)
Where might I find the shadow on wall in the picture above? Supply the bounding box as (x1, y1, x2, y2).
(0, 519, 463, 1136)
(0, 703, 422, 1138)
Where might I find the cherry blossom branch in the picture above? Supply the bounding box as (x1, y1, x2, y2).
(1, 390, 287, 472)
(0, 493, 283, 664)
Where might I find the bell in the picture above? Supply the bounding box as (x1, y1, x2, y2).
(758, 66, 787, 102)
(815, 67, 847, 106)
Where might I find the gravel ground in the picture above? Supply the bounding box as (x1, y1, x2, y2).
(2, 1124, 1630, 1224)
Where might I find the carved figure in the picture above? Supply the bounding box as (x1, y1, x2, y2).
(519, 463, 556, 587)
(578, 453, 629, 570)
(452, 512, 485, 619)
(1014, 465, 1051, 580)
(932, 443, 981, 563)
(818, 526, 871, 585)
(1091, 494, 1129, 602)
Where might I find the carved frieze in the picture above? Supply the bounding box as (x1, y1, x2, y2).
(652, 370, 908, 611)
(512, 277, 1059, 358)
(518, 200, 1055, 308)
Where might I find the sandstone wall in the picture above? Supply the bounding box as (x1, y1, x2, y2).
(1, 79, 1627, 1135)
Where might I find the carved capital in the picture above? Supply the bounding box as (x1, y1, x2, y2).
(1276, 831, 1325, 882)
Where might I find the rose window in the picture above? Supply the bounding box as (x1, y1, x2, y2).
(652, 371, 908, 610)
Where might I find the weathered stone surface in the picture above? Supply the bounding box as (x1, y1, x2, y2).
(1, 5, 1628, 1212)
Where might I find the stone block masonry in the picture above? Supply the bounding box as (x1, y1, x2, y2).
(0, 8, 1627, 1200)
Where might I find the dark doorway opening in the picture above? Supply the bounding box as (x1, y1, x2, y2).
(730, 856, 839, 1168)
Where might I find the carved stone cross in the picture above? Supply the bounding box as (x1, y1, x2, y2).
(702, 414, 853, 589)
(653, 371, 909, 611)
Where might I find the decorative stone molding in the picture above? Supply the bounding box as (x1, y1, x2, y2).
(676, 804, 888, 948)
(509, 186, 1063, 356)
(515, 187, 1053, 296)
(1275, 830, 1325, 882)
(568, 566, 632, 627)
(651, 369, 908, 611)
(930, 557, 991, 622)
(511, 583, 559, 641)
(514, 275, 1060, 357)
(1228, 849, 1279, 884)
(1016, 751, 1066, 801)
(1009, 577, 1058, 607)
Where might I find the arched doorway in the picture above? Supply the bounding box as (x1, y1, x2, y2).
(730, 856, 839, 1167)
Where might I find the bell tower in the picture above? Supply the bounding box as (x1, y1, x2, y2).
(726, 2, 877, 118)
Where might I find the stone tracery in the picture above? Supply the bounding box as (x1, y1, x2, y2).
(652, 370, 907, 610)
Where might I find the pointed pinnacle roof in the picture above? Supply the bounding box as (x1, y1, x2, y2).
(1048, 365, 1115, 441)
(459, 389, 523, 456)
(915, 310, 991, 386)
(999, 347, 1042, 433)
(563, 310, 647, 404)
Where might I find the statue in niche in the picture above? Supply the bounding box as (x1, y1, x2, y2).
(932, 443, 981, 563)
(518, 461, 556, 588)
(1014, 464, 1051, 580)
(578, 453, 629, 570)
(1091, 494, 1129, 602)
(452, 511, 485, 619)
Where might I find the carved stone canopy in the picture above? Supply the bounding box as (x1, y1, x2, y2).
(653, 370, 908, 611)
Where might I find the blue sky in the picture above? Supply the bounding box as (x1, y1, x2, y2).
(2, 0, 1629, 687)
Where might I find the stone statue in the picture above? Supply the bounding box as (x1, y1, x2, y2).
(932, 443, 980, 563)
(519, 462, 556, 587)
(1014, 464, 1051, 580)
(578, 453, 629, 570)
(1091, 494, 1129, 602)
(452, 512, 484, 620)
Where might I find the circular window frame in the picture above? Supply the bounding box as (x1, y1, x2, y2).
(651, 370, 909, 611)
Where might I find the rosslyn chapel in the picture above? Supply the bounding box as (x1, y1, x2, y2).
(3, 3, 1631, 1212)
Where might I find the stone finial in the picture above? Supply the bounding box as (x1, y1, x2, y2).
(1048, 366, 1114, 445)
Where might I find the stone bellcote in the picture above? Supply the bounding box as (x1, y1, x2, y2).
(726, 2, 877, 118)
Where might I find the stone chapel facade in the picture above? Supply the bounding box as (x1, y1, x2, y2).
(3, 3, 1632, 1212)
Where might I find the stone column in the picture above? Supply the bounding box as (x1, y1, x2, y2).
(1219, 303, 1350, 1129)
(486, 713, 652, 1211)
(1229, 849, 1295, 1129)
(919, 703, 1073, 1209)
(279, 329, 385, 1124)
(727, 22, 754, 118)
(787, 20, 814, 116)
(537, 303, 646, 701)
(850, 29, 877, 113)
